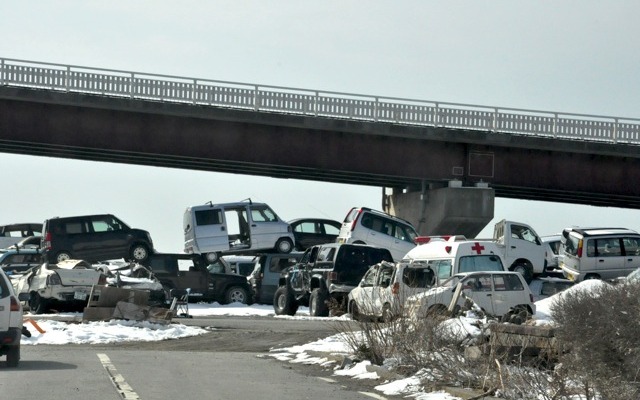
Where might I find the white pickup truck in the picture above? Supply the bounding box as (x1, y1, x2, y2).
(489, 219, 546, 283)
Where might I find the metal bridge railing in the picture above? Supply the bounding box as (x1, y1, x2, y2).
(2, 57, 639, 145)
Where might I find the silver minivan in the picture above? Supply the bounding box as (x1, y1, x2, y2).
(337, 207, 418, 261)
(183, 200, 295, 262)
(560, 227, 640, 282)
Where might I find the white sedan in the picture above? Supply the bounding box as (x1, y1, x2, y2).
(404, 271, 535, 319)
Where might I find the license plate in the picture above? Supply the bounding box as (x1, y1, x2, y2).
(74, 291, 88, 301)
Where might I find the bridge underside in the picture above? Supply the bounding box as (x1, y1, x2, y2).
(1, 86, 640, 236)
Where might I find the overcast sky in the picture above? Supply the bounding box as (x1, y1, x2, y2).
(1, 1, 640, 252)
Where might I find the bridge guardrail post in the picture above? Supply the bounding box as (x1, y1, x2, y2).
(434, 103, 439, 127)
(192, 79, 197, 105)
(553, 113, 558, 139)
(613, 118, 618, 143)
(130, 72, 135, 99)
(0, 58, 4, 86)
(65, 66, 70, 92)
(314, 91, 318, 117)
(374, 97, 379, 122)
(493, 108, 498, 132)
(254, 85, 259, 111)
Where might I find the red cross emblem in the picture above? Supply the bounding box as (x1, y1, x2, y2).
(471, 242, 485, 254)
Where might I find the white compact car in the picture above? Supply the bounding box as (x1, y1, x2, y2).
(348, 260, 436, 321)
(337, 207, 418, 262)
(405, 271, 535, 319)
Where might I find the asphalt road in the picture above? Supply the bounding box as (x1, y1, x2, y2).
(0, 316, 396, 400)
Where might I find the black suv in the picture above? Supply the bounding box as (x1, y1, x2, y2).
(145, 253, 253, 304)
(42, 214, 154, 263)
(273, 243, 393, 317)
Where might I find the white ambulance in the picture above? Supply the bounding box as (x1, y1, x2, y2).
(401, 238, 507, 285)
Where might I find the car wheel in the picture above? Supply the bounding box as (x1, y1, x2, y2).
(273, 286, 298, 316)
(275, 238, 293, 254)
(6, 345, 19, 368)
(29, 292, 49, 315)
(349, 301, 362, 322)
(130, 243, 150, 262)
(55, 251, 72, 263)
(309, 288, 329, 317)
(501, 305, 531, 325)
(511, 262, 534, 284)
(381, 303, 395, 323)
(426, 304, 449, 320)
(225, 286, 249, 304)
(205, 252, 220, 263)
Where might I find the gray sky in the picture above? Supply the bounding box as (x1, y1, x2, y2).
(1, 1, 640, 252)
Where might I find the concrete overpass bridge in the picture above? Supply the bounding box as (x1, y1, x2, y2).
(1, 57, 639, 236)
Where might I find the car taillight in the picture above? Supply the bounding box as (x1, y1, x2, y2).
(328, 271, 338, 282)
(529, 294, 534, 303)
(98, 274, 107, 285)
(351, 209, 363, 232)
(44, 232, 52, 250)
(391, 282, 399, 295)
(577, 239, 583, 258)
(10, 296, 20, 312)
(48, 273, 62, 286)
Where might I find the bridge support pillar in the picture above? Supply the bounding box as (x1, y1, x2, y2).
(384, 181, 495, 238)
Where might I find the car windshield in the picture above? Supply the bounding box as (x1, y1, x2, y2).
(458, 255, 503, 273)
(441, 275, 463, 288)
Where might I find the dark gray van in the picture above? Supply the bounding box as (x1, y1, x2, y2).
(42, 214, 154, 263)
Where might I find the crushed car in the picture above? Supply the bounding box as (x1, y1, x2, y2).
(13, 259, 106, 314)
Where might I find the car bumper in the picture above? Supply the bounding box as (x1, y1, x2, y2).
(0, 327, 22, 347)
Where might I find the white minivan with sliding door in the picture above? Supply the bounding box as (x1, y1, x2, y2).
(560, 227, 640, 282)
(183, 200, 295, 263)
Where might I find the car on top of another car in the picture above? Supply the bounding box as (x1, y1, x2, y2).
(288, 218, 341, 251)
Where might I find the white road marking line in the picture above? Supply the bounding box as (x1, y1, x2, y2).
(97, 353, 141, 400)
(317, 376, 337, 383)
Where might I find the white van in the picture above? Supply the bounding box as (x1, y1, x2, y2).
(337, 207, 418, 262)
(560, 227, 640, 282)
(401, 238, 507, 285)
(183, 200, 295, 262)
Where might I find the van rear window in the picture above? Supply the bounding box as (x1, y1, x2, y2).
(195, 210, 222, 226)
(458, 255, 504, 273)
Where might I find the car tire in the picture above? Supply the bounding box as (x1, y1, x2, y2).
(381, 303, 394, 323)
(275, 238, 293, 254)
(6, 345, 19, 368)
(130, 243, 150, 262)
(205, 252, 220, 263)
(273, 286, 298, 316)
(225, 286, 250, 304)
(426, 304, 449, 320)
(309, 288, 329, 317)
(511, 262, 534, 284)
(349, 301, 361, 322)
(29, 292, 49, 315)
(55, 251, 72, 263)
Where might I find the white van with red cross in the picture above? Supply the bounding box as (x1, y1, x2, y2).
(401, 238, 507, 286)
